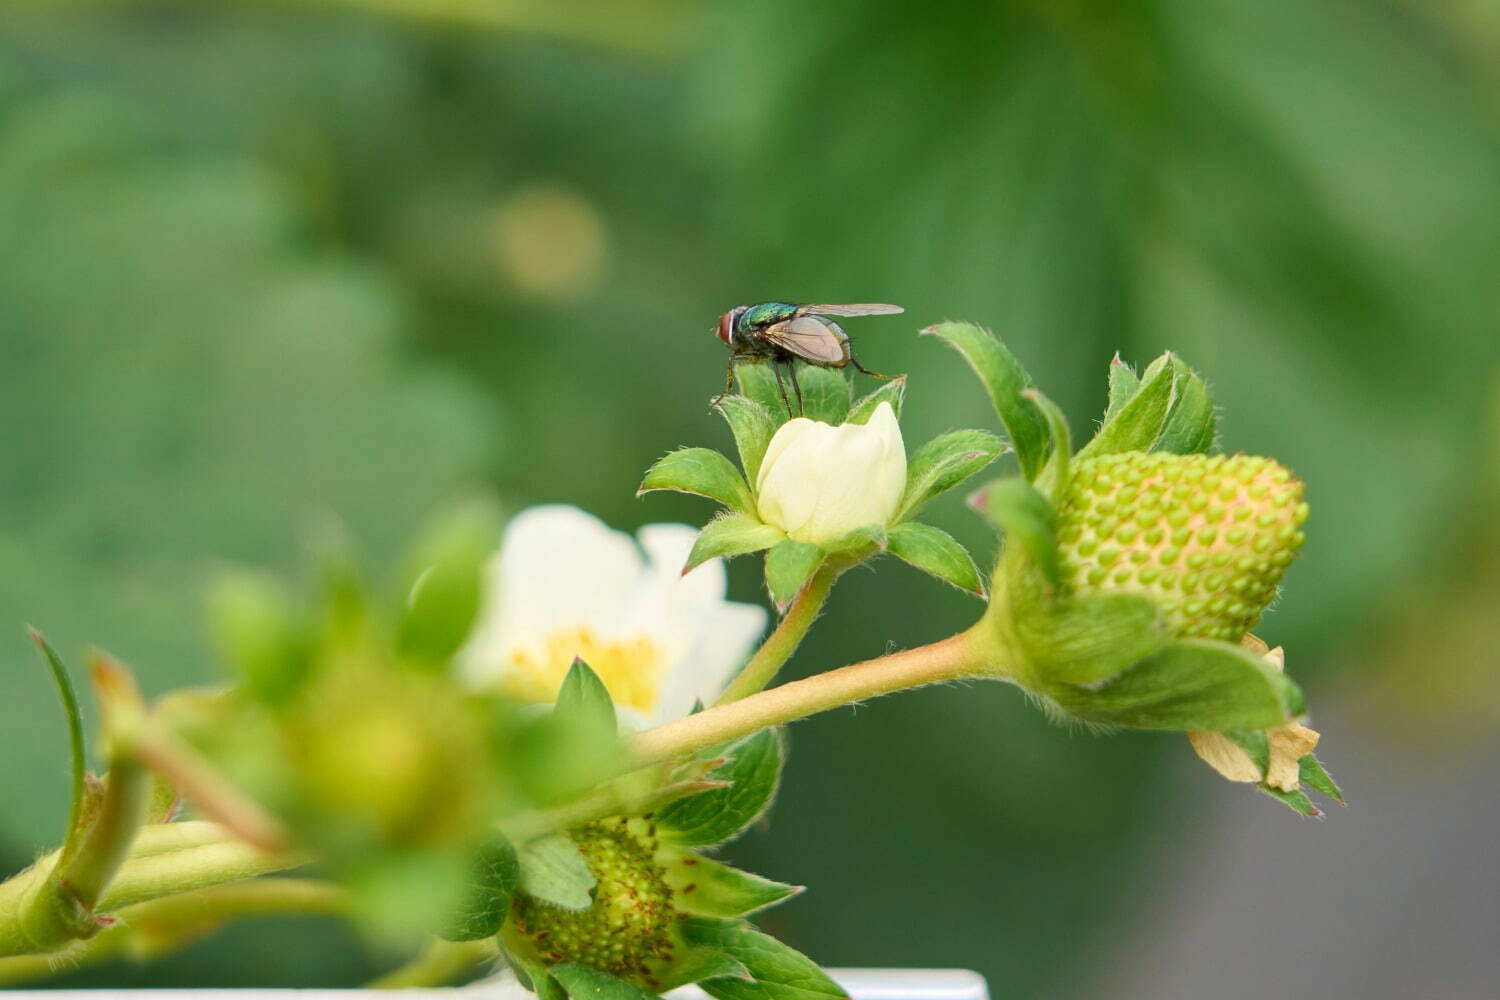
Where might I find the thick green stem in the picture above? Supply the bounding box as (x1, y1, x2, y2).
(0, 879, 345, 986)
(633, 629, 987, 766)
(0, 825, 304, 958)
(366, 937, 496, 989)
(717, 565, 838, 704)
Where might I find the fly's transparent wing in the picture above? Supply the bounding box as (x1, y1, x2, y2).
(758, 316, 849, 364)
(796, 303, 904, 318)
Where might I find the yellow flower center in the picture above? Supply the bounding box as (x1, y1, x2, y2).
(502, 625, 667, 713)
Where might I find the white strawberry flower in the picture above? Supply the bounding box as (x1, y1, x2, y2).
(458, 505, 767, 726)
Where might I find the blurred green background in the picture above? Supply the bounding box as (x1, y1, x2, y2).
(3, 0, 1499, 996)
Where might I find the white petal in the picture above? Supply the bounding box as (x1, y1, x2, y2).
(458, 505, 643, 685)
(648, 601, 768, 726)
(637, 523, 726, 603)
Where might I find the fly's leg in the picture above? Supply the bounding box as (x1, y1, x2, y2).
(850, 353, 899, 381)
(709, 355, 740, 411)
(787, 362, 805, 415)
(771, 362, 795, 418)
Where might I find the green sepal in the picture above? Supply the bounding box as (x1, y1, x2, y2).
(551, 964, 660, 1000)
(652, 949, 752, 991)
(687, 514, 786, 573)
(1103, 354, 1140, 422)
(1299, 753, 1345, 804)
(921, 321, 1047, 480)
(515, 833, 597, 912)
(208, 570, 311, 705)
(29, 630, 87, 849)
(1225, 729, 1272, 776)
(435, 835, 520, 942)
(656, 729, 784, 847)
(847, 375, 906, 424)
(639, 448, 755, 515)
(736, 364, 789, 421)
(1025, 388, 1072, 503)
(977, 476, 1060, 587)
(663, 853, 803, 918)
(764, 539, 824, 610)
(898, 429, 1005, 521)
(791, 363, 852, 425)
(510, 955, 568, 1000)
(1258, 784, 1323, 818)
(680, 918, 845, 1000)
(886, 522, 985, 597)
(396, 498, 503, 668)
(1078, 352, 1176, 458)
(1079, 352, 1217, 458)
(716, 395, 779, 485)
(555, 658, 616, 737)
(823, 522, 887, 558)
(1048, 638, 1300, 731)
(1017, 591, 1171, 686)
(1154, 356, 1217, 455)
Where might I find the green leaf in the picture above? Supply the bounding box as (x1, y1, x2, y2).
(208, 570, 311, 705)
(29, 630, 87, 850)
(687, 514, 786, 573)
(653, 949, 752, 991)
(1050, 638, 1298, 731)
(764, 540, 824, 610)
(656, 729, 784, 847)
(791, 362, 852, 425)
(1018, 592, 1171, 686)
(555, 658, 616, 737)
(716, 395, 779, 485)
(639, 448, 755, 515)
(886, 522, 985, 596)
(552, 964, 660, 1000)
(1103, 354, 1140, 423)
(846, 375, 906, 424)
(978, 476, 1059, 587)
(397, 497, 503, 668)
(435, 835, 519, 942)
(921, 321, 1047, 480)
(516, 833, 596, 911)
(736, 362, 792, 421)
(681, 919, 846, 1000)
(666, 855, 803, 918)
(1299, 754, 1345, 804)
(898, 429, 1005, 521)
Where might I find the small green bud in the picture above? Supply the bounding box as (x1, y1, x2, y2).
(1055, 453, 1305, 640)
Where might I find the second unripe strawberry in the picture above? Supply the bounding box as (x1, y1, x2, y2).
(1056, 452, 1308, 641)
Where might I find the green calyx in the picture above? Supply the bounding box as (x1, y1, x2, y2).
(510, 820, 676, 985)
(1057, 452, 1308, 641)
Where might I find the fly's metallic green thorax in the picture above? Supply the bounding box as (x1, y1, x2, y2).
(735, 302, 799, 336)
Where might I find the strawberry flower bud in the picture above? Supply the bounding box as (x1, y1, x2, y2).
(754, 402, 906, 545)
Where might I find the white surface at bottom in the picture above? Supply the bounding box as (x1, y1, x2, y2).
(2, 969, 989, 1000)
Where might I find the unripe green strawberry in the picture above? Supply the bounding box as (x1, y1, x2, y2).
(510, 819, 676, 985)
(1055, 452, 1307, 641)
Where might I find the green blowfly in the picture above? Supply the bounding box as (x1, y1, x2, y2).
(712, 301, 904, 415)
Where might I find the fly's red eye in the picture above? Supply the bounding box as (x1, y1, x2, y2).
(716, 312, 733, 345)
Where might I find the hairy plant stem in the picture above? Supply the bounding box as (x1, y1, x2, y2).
(633, 628, 989, 766)
(0, 824, 305, 958)
(366, 937, 497, 989)
(717, 564, 839, 704)
(0, 879, 346, 986)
